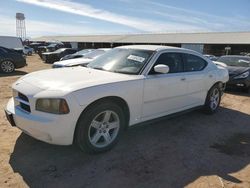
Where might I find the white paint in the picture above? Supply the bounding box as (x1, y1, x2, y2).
(5, 45, 229, 145)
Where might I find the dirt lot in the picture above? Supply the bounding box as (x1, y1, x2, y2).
(0, 55, 250, 188)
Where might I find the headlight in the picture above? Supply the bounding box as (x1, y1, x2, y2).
(234, 71, 249, 79)
(36, 98, 70, 114)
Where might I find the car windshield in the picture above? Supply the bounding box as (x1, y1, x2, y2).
(217, 56, 250, 67)
(87, 48, 154, 74)
(84, 50, 108, 59)
(75, 49, 93, 55)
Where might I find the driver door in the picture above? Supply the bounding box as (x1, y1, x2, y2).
(142, 52, 189, 121)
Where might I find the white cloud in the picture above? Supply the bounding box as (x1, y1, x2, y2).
(0, 15, 97, 37)
(16, 0, 208, 32)
(147, 1, 250, 30)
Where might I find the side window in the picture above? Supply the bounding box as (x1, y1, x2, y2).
(184, 54, 207, 72)
(150, 53, 184, 74)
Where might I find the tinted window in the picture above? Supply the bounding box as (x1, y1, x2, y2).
(184, 54, 207, 72)
(150, 53, 183, 74)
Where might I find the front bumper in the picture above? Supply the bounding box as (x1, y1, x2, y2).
(226, 78, 250, 89)
(5, 98, 77, 145)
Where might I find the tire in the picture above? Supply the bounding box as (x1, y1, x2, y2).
(204, 84, 222, 114)
(75, 101, 126, 153)
(0, 60, 15, 73)
(28, 51, 32, 56)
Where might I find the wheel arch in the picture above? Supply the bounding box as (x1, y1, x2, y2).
(73, 96, 130, 142)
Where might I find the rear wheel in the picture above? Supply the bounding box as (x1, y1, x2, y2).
(0, 60, 15, 73)
(204, 84, 222, 114)
(75, 102, 125, 153)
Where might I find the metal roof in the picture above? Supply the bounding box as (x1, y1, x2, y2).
(32, 32, 250, 44)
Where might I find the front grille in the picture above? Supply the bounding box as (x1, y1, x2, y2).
(16, 92, 31, 113)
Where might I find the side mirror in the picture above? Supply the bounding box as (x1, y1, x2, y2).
(154, 64, 169, 74)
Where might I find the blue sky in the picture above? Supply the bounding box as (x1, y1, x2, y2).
(1, 0, 250, 37)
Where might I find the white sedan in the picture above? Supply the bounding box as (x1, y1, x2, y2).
(5, 45, 229, 153)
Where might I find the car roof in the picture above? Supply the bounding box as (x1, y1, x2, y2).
(116, 45, 180, 51)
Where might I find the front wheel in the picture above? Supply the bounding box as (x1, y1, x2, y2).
(75, 102, 125, 153)
(0, 60, 15, 73)
(204, 84, 222, 114)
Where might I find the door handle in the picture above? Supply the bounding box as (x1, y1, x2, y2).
(180, 78, 186, 81)
(209, 75, 213, 78)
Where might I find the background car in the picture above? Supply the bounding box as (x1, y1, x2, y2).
(42, 48, 78, 64)
(60, 49, 94, 61)
(0, 46, 26, 73)
(53, 48, 111, 68)
(37, 42, 65, 58)
(23, 45, 34, 56)
(217, 55, 250, 92)
(28, 42, 45, 53)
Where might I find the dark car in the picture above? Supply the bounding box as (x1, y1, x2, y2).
(42, 48, 78, 64)
(0, 46, 26, 73)
(28, 42, 45, 53)
(37, 43, 65, 58)
(217, 55, 250, 92)
(60, 49, 94, 61)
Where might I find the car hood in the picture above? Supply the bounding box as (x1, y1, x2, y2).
(17, 67, 140, 93)
(53, 58, 92, 67)
(227, 66, 250, 77)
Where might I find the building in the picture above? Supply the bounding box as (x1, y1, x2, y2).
(32, 31, 250, 55)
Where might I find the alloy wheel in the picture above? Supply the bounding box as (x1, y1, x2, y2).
(1, 61, 14, 73)
(88, 110, 120, 148)
(210, 88, 220, 110)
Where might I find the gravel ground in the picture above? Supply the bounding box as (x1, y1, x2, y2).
(0, 55, 250, 188)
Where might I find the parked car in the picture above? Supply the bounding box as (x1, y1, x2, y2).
(42, 48, 78, 64)
(37, 42, 65, 58)
(0, 46, 26, 73)
(46, 42, 65, 52)
(23, 45, 34, 56)
(60, 49, 94, 61)
(28, 42, 45, 53)
(216, 55, 250, 92)
(5, 45, 228, 153)
(53, 48, 111, 68)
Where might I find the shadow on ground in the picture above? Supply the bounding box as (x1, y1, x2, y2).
(9, 107, 250, 188)
(225, 89, 250, 97)
(0, 70, 27, 77)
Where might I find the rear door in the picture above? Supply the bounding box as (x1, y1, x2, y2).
(181, 53, 210, 106)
